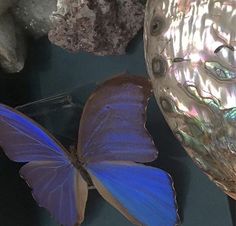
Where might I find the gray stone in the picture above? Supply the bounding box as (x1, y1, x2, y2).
(0, 13, 26, 73)
(49, 0, 144, 55)
(0, 0, 16, 16)
(12, 0, 57, 38)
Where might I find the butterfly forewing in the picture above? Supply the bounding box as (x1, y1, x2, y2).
(78, 75, 157, 163)
(0, 104, 67, 162)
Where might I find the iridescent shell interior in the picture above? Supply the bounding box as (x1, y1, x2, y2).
(144, 0, 236, 199)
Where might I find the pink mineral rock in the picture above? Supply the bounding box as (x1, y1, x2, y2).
(49, 0, 144, 55)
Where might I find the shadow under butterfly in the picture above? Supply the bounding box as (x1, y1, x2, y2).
(0, 75, 179, 226)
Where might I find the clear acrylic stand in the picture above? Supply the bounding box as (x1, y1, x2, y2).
(16, 83, 96, 150)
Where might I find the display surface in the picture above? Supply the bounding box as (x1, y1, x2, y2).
(144, 0, 236, 199)
(0, 34, 233, 225)
(0, 76, 178, 226)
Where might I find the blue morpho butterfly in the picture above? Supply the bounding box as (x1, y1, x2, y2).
(0, 75, 178, 226)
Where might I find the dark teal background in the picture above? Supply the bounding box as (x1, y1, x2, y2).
(0, 33, 234, 226)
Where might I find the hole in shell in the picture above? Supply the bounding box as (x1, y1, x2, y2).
(150, 16, 165, 36)
(160, 97, 173, 113)
(152, 56, 167, 77)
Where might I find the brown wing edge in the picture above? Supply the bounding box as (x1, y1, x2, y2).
(76, 171, 89, 225)
(169, 172, 181, 226)
(88, 74, 153, 103)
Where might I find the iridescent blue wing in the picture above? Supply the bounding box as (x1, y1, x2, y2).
(78, 75, 157, 163)
(0, 104, 67, 162)
(0, 104, 88, 226)
(86, 161, 179, 226)
(20, 161, 88, 226)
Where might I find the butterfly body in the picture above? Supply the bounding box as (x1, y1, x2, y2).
(0, 75, 179, 226)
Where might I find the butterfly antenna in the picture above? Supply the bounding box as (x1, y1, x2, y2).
(15, 82, 98, 118)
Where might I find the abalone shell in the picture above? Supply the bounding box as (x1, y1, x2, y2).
(144, 0, 236, 199)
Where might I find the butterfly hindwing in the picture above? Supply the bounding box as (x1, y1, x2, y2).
(20, 161, 88, 226)
(86, 161, 178, 226)
(0, 104, 88, 226)
(78, 75, 157, 163)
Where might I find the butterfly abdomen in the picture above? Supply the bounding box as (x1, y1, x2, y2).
(79, 166, 93, 187)
(69, 151, 93, 188)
